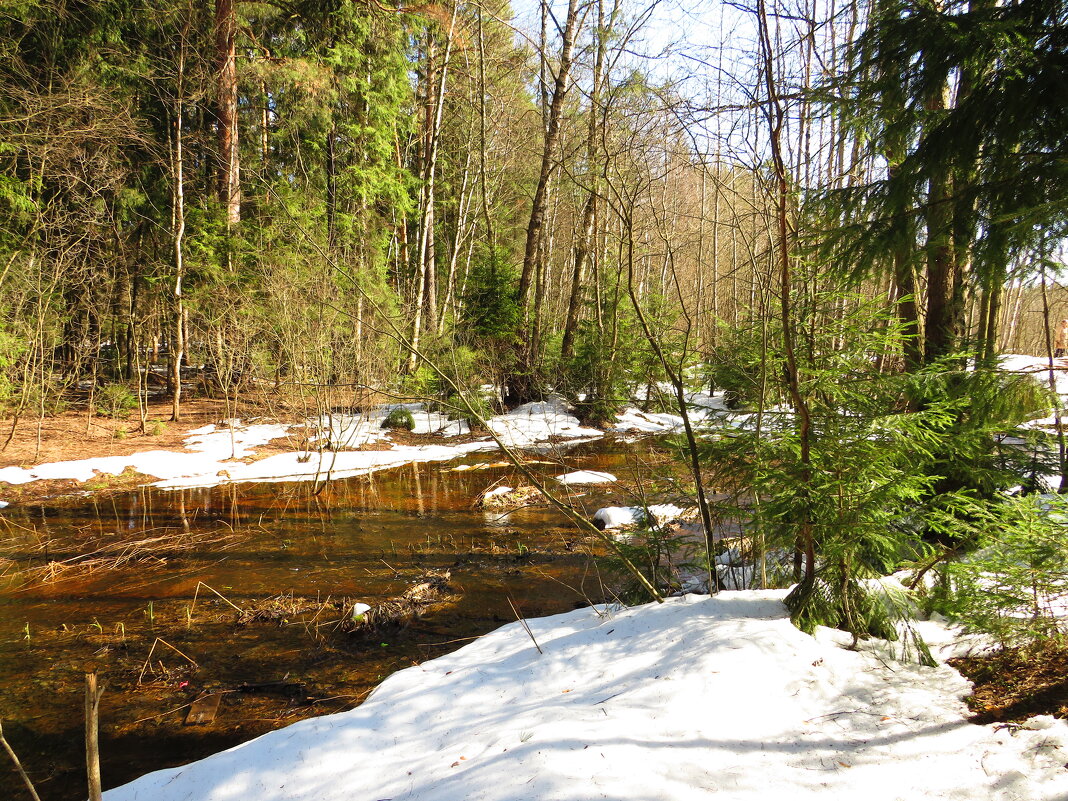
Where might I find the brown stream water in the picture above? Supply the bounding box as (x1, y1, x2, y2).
(0, 437, 669, 801)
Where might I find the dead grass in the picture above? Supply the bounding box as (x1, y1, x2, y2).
(17, 528, 246, 585)
(477, 485, 546, 510)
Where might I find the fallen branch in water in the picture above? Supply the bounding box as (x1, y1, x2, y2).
(190, 581, 243, 615)
(0, 717, 42, 801)
(138, 637, 199, 685)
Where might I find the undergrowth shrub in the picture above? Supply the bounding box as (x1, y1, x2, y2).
(95, 383, 136, 419)
(934, 494, 1068, 647)
(381, 406, 415, 431)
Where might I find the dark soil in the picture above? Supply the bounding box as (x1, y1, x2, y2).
(949, 642, 1068, 724)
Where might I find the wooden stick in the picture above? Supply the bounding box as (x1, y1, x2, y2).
(138, 637, 198, 685)
(190, 581, 243, 614)
(85, 673, 103, 801)
(0, 718, 42, 801)
(507, 596, 543, 655)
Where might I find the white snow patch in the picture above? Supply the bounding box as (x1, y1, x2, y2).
(593, 503, 683, 530)
(308, 405, 469, 448)
(152, 441, 495, 490)
(102, 592, 1068, 801)
(487, 397, 603, 448)
(593, 506, 642, 529)
(0, 398, 612, 492)
(613, 407, 687, 434)
(555, 470, 616, 485)
(1000, 353, 1068, 395)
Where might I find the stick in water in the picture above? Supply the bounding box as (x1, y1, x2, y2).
(85, 673, 103, 801)
(0, 718, 43, 801)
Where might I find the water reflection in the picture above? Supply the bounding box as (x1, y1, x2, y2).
(0, 438, 660, 800)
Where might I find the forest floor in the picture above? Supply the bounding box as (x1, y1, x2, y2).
(951, 644, 1068, 724)
(0, 397, 232, 468)
(0, 392, 476, 502)
(0, 397, 236, 502)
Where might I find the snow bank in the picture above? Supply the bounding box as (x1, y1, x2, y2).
(555, 470, 616, 485)
(612, 387, 731, 435)
(999, 354, 1068, 396)
(613, 407, 689, 434)
(309, 405, 469, 446)
(152, 441, 495, 489)
(0, 420, 291, 487)
(488, 397, 603, 448)
(593, 503, 685, 530)
(103, 592, 1068, 801)
(0, 398, 606, 493)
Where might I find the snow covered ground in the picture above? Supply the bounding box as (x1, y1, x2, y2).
(556, 470, 617, 485)
(0, 398, 605, 493)
(0, 381, 753, 497)
(612, 386, 730, 436)
(3, 357, 1063, 496)
(102, 591, 1068, 801)
(998, 354, 1068, 397)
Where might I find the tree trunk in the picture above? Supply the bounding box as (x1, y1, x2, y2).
(408, 10, 457, 372)
(922, 86, 963, 364)
(172, 108, 186, 422)
(561, 0, 613, 362)
(517, 0, 584, 323)
(171, 29, 188, 421)
(216, 0, 240, 227)
(756, 0, 815, 600)
(326, 124, 337, 251)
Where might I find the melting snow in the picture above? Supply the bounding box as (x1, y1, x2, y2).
(102, 592, 1068, 801)
(555, 470, 616, 485)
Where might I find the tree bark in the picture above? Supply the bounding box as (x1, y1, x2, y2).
(171, 103, 186, 422)
(85, 673, 103, 801)
(408, 10, 457, 372)
(517, 0, 584, 313)
(562, 0, 614, 362)
(511, 0, 586, 400)
(216, 0, 240, 226)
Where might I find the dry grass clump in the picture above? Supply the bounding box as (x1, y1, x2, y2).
(339, 570, 455, 633)
(17, 529, 244, 584)
(477, 485, 545, 510)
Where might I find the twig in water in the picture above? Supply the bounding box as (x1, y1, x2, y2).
(138, 637, 199, 685)
(130, 701, 194, 726)
(507, 596, 543, 655)
(421, 634, 484, 648)
(0, 718, 42, 801)
(190, 581, 243, 615)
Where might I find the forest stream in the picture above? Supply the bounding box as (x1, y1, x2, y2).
(0, 437, 670, 800)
